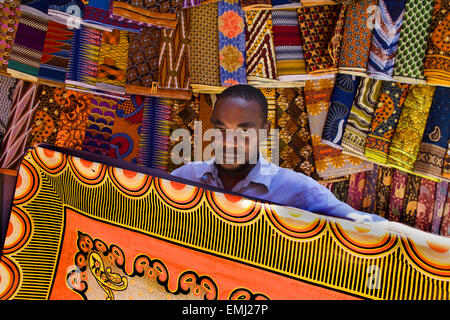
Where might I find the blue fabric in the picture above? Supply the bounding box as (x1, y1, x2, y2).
(171, 154, 386, 222)
(421, 86, 450, 148)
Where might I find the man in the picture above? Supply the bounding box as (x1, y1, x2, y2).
(171, 85, 385, 223)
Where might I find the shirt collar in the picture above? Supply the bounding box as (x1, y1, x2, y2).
(200, 153, 278, 192)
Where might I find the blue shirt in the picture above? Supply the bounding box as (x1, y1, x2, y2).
(171, 155, 386, 223)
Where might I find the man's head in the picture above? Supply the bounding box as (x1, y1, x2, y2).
(210, 85, 269, 173)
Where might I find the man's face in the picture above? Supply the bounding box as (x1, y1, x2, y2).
(210, 97, 268, 172)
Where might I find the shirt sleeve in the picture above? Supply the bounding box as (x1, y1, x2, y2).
(296, 177, 386, 223)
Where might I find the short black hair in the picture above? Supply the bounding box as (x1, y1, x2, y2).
(215, 85, 268, 123)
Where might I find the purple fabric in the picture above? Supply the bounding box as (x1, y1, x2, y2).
(14, 23, 47, 51)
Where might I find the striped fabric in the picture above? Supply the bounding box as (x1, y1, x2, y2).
(183, 0, 200, 8)
(66, 26, 102, 89)
(245, 10, 278, 81)
(367, 0, 406, 80)
(341, 78, 383, 158)
(271, 9, 306, 80)
(0, 80, 42, 170)
(38, 20, 74, 83)
(138, 97, 172, 171)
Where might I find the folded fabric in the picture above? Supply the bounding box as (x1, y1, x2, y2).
(400, 173, 422, 226)
(393, 0, 435, 84)
(332, 179, 349, 203)
(441, 188, 450, 237)
(0, 0, 21, 75)
(7, 11, 48, 80)
(321, 74, 361, 149)
(245, 10, 278, 82)
(83, 0, 143, 32)
(271, 9, 306, 81)
(431, 181, 449, 234)
(346, 171, 366, 211)
(218, 0, 247, 86)
(261, 88, 277, 163)
(367, 0, 406, 80)
(387, 85, 437, 172)
(108, 95, 145, 164)
(444, 141, 450, 179)
(96, 29, 129, 94)
(375, 166, 393, 219)
(0, 80, 42, 170)
(27, 85, 66, 147)
(0, 75, 17, 147)
(38, 20, 74, 83)
(424, 0, 450, 86)
(111, 0, 182, 29)
(364, 81, 410, 165)
(137, 97, 172, 171)
(297, 4, 341, 75)
(271, 0, 301, 8)
(48, 0, 85, 19)
(388, 168, 407, 222)
(415, 177, 436, 232)
(126, 27, 161, 94)
(82, 95, 119, 156)
(327, 1, 346, 68)
(66, 26, 102, 89)
(305, 77, 373, 180)
(183, 0, 201, 8)
(338, 0, 377, 76)
(276, 88, 317, 178)
(20, 0, 49, 16)
(158, 8, 191, 99)
(241, 0, 271, 10)
(361, 164, 379, 214)
(413, 86, 450, 179)
(341, 78, 383, 158)
(190, 2, 221, 87)
(55, 89, 92, 150)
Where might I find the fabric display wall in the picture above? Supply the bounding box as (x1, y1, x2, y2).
(0, 0, 450, 301)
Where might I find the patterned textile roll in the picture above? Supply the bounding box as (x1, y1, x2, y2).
(96, 29, 129, 94)
(241, 0, 271, 10)
(413, 86, 450, 180)
(138, 97, 172, 171)
(7, 11, 48, 80)
(327, 1, 346, 67)
(431, 181, 449, 234)
(364, 81, 410, 165)
(0, 76, 17, 147)
(218, 0, 247, 87)
(84, 0, 142, 32)
(387, 85, 437, 172)
(375, 166, 393, 218)
(305, 78, 373, 180)
(108, 95, 145, 164)
(38, 21, 74, 84)
(361, 164, 378, 214)
(387, 168, 407, 222)
(260, 88, 277, 163)
(415, 177, 436, 232)
(424, 0, 450, 86)
(27, 86, 66, 147)
(245, 10, 278, 82)
(393, 0, 435, 84)
(111, 0, 182, 29)
(346, 171, 366, 211)
(321, 74, 361, 149)
(158, 8, 190, 99)
(48, 0, 85, 23)
(183, 0, 200, 8)
(0, 80, 42, 170)
(271, 9, 306, 81)
(441, 188, 450, 237)
(341, 78, 383, 158)
(82, 95, 119, 156)
(276, 88, 317, 178)
(338, 0, 378, 76)
(332, 179, 349, 203)
(190, 2, 221, 88)
(400, 173, 421, 226)
(271, 0, 301, 8)
(444, 141, 450, 179)
(366, 0, 406, 80)
(297, 4, 341, 75)
(66, 26, 102, 89)
(0, 0, 21, 75)
(126, 27, 161, 94)
(55, 90, 92, 150)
